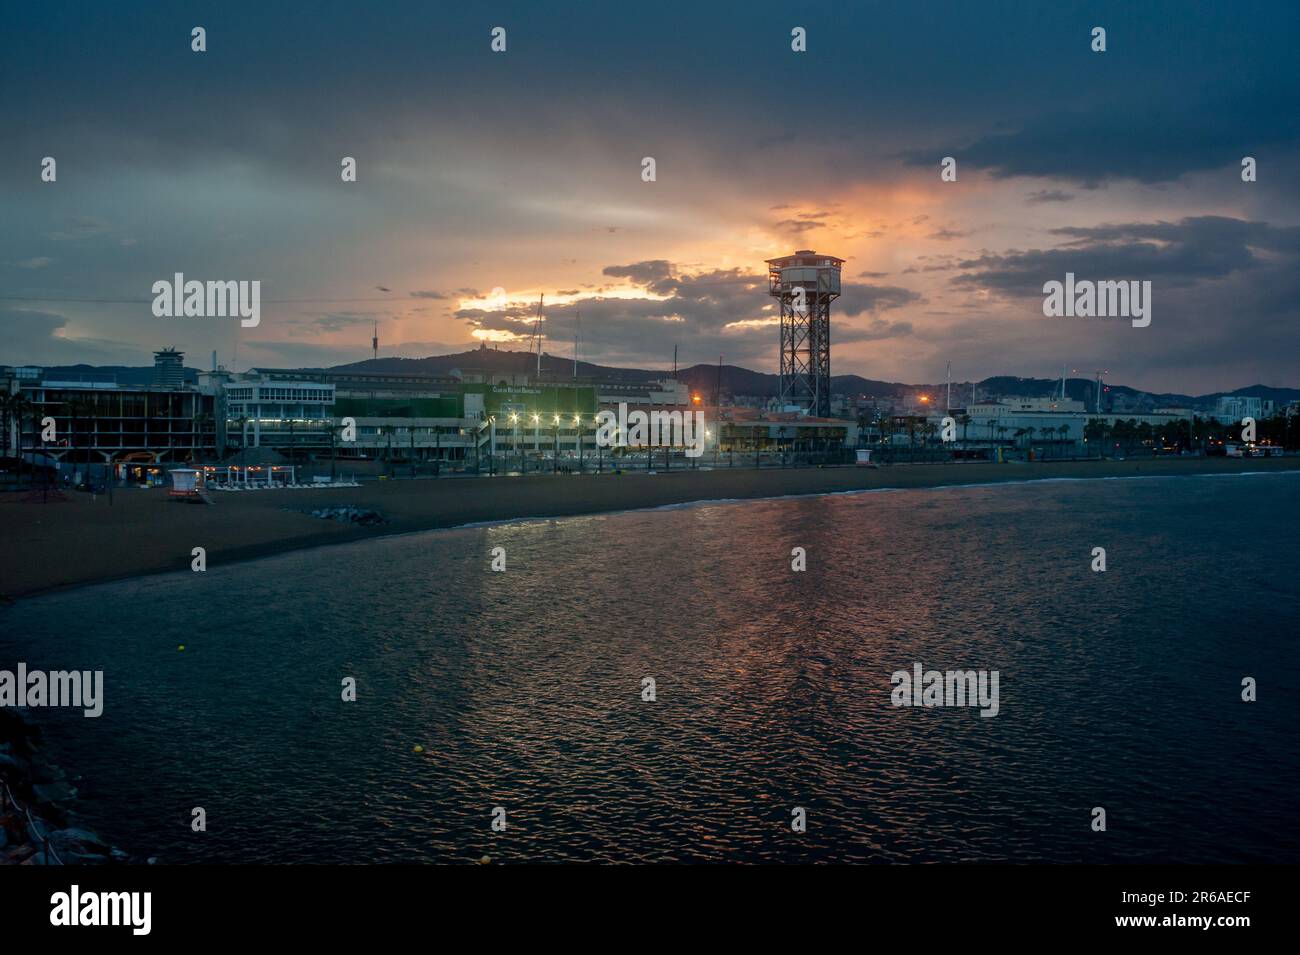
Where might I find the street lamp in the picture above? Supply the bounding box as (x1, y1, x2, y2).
(575, 414, 584, 471)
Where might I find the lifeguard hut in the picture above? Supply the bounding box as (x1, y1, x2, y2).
(168, 467, 206, 501)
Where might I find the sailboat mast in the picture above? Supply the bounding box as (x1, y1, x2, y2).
(533, 293, 544, 379)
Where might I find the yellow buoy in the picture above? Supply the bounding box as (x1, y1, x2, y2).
(412, 744, 424, 753)
(479, 855, 491, 865)
(177, 645, 185, 651)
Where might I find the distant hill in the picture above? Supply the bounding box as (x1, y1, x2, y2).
(23, 350, 1300, 410)
(329, 350, 910, 401)
(27, 364, 200, 386)
(330, 349, 663, 383)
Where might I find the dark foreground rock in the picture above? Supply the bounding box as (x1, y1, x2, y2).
(304, 504, 388, 525)
(0, 708, 136, 865)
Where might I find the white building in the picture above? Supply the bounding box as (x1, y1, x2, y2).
(928, 398, 1193, 453)
(208, 372, 336, 449)
(1214, 395, 1274, 422)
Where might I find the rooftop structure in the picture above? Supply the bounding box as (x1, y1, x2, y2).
(152, 348, 185, 389)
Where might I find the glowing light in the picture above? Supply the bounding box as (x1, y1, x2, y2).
(459, 286, 671, 313)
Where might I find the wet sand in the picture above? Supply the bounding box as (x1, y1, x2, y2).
(1, 457, 1295, 600)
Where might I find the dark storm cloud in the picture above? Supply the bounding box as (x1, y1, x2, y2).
(0, 308, 142, 364)
(6, 1, 1294, 187)
(836, 317, 914, 343)
(44, 217, 123, 243)
(1026, 190, 1075, 204)
(454, 263, 918, 367)
(285, 313, 379, 334)
(912, 112, 1192, 187)
(838, 283, 923, 316)
(2, 308, 68, 341)
(951, 216, 1300, 296)
(919, 262, 1300, 389)
(929, 214, 1300, 389)
(1052, 217, 1300, 254)
(601, 262, 674, 286)
(3, 1, 1299, 390)
(469, 263, 772, 362)
(597, 263, 769, 323)
(461, 295, 773, 368)
(903, 256, 962, 274)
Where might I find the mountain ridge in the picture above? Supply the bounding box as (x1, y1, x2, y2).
(18, 349, 1300, 411)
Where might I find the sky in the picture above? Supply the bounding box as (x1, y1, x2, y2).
(2, 1, 1298, 393)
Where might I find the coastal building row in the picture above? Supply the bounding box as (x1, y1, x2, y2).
(2, 350, 862, 477)
(8, 350, 1283, 476)
(914, 397, 1199, 455)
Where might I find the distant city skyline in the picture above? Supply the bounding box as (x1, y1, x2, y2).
(3, 1, 1299, 393)
(11, 343, 1296, 406)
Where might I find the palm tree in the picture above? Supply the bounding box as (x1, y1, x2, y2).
(0, 391, 17, 474)
(1083, 417, 1106, 456)
(1137, 420, 1154, 454)
(1057, 424, 1070, 457)
(876, 415, 892, 447)
(191, 411, 213, 464)
(5, 394, 33, 484)
(1109, 419, 1128, 456)
(0, 392, 11, 459)
(380, 425, 394, 477)
(958, 413, 972, 449)
(15, 395, 39, 485)
(233, 415, 250, 484)
(63, 396, 92, 485)
(325, 420, 343, 482)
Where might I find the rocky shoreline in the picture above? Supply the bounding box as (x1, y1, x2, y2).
(0, 708, 138, 865)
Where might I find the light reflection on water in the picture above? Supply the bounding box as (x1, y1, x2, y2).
(3, 473, 1298, 863)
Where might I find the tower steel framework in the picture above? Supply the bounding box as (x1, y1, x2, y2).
(766, 250, 842, 418)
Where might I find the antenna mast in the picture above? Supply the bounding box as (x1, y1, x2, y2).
(529, 294, 545, 379)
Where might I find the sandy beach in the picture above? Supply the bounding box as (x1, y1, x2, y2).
(1, 457, 1295, 600)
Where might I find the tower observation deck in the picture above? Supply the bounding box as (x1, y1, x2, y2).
(766, 250, 842, 417)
